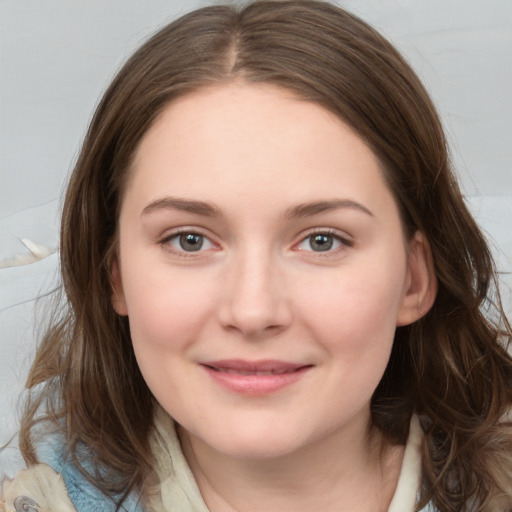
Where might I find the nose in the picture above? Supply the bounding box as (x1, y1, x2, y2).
(217, 248, 292, 338)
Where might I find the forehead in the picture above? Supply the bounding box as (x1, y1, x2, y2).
(124, 82, 394, 217)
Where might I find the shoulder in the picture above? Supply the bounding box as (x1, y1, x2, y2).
(1, 431, 144, 512)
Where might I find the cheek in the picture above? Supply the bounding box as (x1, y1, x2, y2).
(121, 265, 218, 354)
(296, 255, 407, 355)
(123, 270, 219, 402)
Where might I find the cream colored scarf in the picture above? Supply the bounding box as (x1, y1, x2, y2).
(146, 408, 424, 512)
(146, 407, 209, 512)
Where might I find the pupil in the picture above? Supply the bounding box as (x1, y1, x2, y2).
(311, 234, 333, 251)
(179, 233, 203, 251)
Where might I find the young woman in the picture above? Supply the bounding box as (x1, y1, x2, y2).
(2, 1, 511, 511)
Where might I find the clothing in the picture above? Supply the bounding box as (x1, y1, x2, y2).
(1, 412, 427, 512)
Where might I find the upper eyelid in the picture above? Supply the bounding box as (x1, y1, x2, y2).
(159, 226, 214, 241)
(295, 227, 353, 242)
(159, 227, 220, 250)
(158, 229, 219, 258)
(292, 228, 354, 253)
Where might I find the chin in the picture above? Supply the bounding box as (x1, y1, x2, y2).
(199, 422, 312, 460)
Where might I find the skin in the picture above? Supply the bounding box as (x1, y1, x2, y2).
(112, 82, 436, 511)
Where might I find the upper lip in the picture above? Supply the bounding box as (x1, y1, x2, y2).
(201, 359, 311, 375)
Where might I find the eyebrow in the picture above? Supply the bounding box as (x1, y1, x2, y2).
(285, 199, 374, 219)
(141, 196, 373, 219)
(141, 197, 221, 217)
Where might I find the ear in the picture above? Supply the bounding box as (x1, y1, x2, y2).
(111, 258, 129, 316)
(396, 231, 437, 326)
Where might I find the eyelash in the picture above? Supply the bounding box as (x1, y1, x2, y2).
(295, 229, 354, 254)
(158, 228, 353, 256)
(159, 228, 218, 256)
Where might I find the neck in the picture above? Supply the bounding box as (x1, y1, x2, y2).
(179, 416, 404, 512)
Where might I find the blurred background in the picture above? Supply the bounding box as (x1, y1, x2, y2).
(1, 0, 511, 472)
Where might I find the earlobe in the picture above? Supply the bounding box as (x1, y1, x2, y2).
(396, 231, 437, 326)
(111, 258, 129, 316)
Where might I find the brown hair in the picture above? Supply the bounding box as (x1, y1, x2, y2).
(19, 1, 512, 510)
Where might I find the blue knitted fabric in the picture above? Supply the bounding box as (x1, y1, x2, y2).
(35, 432, 144, 512)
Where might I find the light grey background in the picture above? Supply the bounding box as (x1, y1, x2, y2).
(1, 0, 511, 472)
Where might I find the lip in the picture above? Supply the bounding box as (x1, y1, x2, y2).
(200, 359, 312, 395)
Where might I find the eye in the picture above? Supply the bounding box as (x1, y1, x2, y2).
(297, 231, 350, 252)
(165, 231, 215, 253)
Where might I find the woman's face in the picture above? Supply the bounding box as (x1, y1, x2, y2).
(113, 83, 427, 460)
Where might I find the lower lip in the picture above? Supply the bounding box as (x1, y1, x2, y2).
(201, 365, 311, 395)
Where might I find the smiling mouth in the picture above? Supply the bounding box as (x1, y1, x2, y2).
(202, 359, 310, 374)
(200, 359, 312, 394)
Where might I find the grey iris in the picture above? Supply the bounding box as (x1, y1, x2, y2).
(310, 234, 333, 251)
(179, 233, 204, 251)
